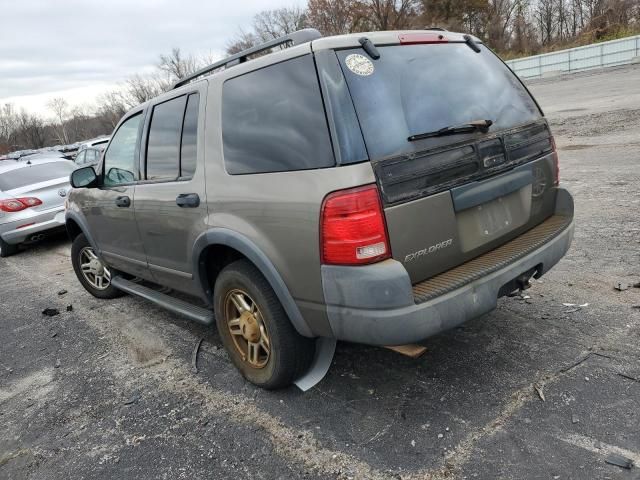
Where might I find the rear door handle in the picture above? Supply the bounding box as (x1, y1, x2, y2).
(115, 196, 131, 208)
(176, 193, 200, 208)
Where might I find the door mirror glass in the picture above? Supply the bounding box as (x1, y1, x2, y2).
(70, 166, 98, 188)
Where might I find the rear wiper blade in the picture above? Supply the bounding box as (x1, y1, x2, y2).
(408, 119, 493, 142)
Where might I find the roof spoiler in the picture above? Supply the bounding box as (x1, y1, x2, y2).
(173, 28, 323, 89)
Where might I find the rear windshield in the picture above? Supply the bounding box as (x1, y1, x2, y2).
(0, 162, 75, 191)
(337, 43, 542, 159)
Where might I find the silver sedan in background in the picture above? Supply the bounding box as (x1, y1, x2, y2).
(0, 158, 77, 257)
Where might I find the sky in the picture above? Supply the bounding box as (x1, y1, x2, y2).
(0, 0, 306, 118)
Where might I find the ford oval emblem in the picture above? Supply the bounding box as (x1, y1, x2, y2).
(58, 188, 67, 198)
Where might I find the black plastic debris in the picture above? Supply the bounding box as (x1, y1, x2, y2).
(66, 305, 73, 312)
(605, 453, 634, 469)
(42, 308, 60, 317)
(123, 393, 141, 406)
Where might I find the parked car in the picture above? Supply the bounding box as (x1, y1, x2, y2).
(74, 147, 103, 168)
(0, 158, 76, 257)
(66, 29, 574, 390)
(77, 136, 110, 152)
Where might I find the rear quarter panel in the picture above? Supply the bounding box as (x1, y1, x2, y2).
(204, 70, 376, 307)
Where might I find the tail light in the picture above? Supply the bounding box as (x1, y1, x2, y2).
(320, 184, 391, 265)
(550, 136, 560, 185)
(0, 197, 42, 212)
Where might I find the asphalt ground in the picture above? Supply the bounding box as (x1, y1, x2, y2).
(1, 64, 639, 479)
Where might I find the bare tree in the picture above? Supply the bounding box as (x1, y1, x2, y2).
(159, 47, 199, 81)
(534, 0, 556, 44)
(95, 90, 128, 130)
(122, 73, 170, 108)
(48, 97, 70, 144)
(363, 0, 421, 30)
(17, 110, 47, 149)
(226, 6, 309, 55)
(307, 0, 367, 35)
(253, 6, 309, 40)
(486, 0, 519, 51)
(226, 29, 260, 55)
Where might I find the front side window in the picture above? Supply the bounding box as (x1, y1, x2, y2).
(146, 96, 186, 181)
(103, 113, 142, 186)
(222, 55, 334, 175)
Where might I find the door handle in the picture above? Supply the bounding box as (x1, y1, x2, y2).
(115, 196, 131, 208)
(176, 193, 200, 208)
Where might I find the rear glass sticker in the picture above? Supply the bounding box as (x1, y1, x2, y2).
(345, 54, 374, 76)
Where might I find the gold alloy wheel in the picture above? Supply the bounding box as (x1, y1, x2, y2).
(79, 246, 111, 290)
(224, 289, 271, 368)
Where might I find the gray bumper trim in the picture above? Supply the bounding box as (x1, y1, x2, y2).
(325, 219, 573, 345)
(322, 188, 575, 346)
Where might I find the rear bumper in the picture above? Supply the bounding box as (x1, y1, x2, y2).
(321, 188, 574, 346)
(0, 208, 66, 244)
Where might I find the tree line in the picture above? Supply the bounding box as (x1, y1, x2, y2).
(1, 0, 638, 153)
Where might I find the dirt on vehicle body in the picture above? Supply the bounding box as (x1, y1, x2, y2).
(65, 29, 574, 390)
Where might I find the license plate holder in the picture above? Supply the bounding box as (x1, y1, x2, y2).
(457, 185, 532, 252)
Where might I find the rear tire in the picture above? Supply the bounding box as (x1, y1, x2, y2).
(71, 233, 124, 299)
(0, 238, 19, 258)
(214, 259, 314, 389)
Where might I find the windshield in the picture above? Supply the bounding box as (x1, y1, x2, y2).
(0, 162, 75, 191)
(337, 43, 542, 159)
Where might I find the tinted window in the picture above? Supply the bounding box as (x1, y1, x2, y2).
(222, 55, 334, 174)
(0, 162, 75, 191)
(75, 151, 86, 165)
(338, 44, 542, 159)
(104, 113, 142, 186)
(146, 96, 186, 180)
(180, 93, 199, 178)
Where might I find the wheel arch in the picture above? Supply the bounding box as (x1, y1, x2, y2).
(193, 228, 314, 338)
(65, 211, 100, 254)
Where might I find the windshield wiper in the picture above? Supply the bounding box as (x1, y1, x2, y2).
(408, 119, 493, 142)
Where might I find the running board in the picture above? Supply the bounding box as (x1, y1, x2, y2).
(111, 276, 214, 326)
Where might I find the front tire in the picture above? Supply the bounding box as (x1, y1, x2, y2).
(0, 237, 19, 258)
(71, 234, 124, 299)
(214, 260, 314, 389)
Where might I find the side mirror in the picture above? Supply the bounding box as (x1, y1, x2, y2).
(70, 166, 98, 188)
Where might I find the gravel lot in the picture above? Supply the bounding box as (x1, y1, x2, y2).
(1, 64, 640, 480)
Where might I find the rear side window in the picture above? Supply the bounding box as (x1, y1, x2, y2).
(222, 55, 334, 174)
(180, 93, 199, 179)
(146, 96, 187, 181)
(0, 162, 75, 191)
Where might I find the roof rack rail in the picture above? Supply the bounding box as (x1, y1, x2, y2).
(425, 27, 447, 31)
(173, 28, 322, 89)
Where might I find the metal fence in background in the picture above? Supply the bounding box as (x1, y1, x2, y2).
(506, 35, 640, 78)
